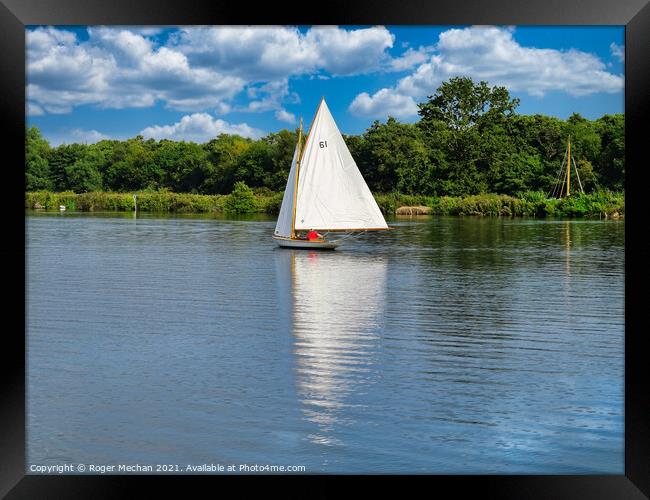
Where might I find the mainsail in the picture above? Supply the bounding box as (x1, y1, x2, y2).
(274, 98, 388, 240)
(295, 99, 388, 231)
(293, 99, 388, 232)
(274, 142, 300, 237)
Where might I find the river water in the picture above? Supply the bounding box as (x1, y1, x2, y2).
(26, 212, 624, 473)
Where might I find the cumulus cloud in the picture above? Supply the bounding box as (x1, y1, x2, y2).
(275, 109, 296, 124)
(610, 42, 624, 62)
(350, 26, 624, 119)
(27, 25, 624, 129)
(27, 25, 398, 119)
(170, 26, 315, 81)
(242, 79, 299, 114)
(27, 27, 245, 115)
(303, 26, 394, 75)
(139, 113, 264, 142)
(388, 46, 432, 72)
(70, 128, 111, 143)
(349, 89, 418, 119)
(118, 26, 166, 37)
(172, 25, 394, 78)
(27, 102, 44, 116)
(45, 128, 112, 146)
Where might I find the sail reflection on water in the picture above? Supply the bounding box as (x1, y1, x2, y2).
(275, 249, 388, 445)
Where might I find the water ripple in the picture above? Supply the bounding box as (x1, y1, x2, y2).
(27, 213, 624, 473)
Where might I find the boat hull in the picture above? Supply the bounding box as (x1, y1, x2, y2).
(273, 236, 339, 250)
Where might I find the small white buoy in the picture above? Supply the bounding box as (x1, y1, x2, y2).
(59, 205, 66, 211)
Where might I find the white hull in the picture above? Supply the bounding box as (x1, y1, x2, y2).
(273, 236, 339, 250)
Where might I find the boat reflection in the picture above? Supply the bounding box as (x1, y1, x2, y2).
(564, 221, 572, 298)
(275, 249, 388, 446)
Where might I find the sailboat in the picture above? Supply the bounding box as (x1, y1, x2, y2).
(550, 136, 584, 198)
(273, 98, 389, 249)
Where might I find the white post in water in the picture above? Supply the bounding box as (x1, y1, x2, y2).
(133, 194, 137, 216)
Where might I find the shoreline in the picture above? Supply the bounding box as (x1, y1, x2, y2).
(26, 190, 625, 219)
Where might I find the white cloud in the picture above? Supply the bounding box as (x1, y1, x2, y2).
(117, 26, 166, 37)
(242, 79, 299, 114)
(88, 26, 153, 66)
(70, 128, 111, 144)
(214, 102, 232, 114)
(27, 102, 44, 116)
(172, 25, 394, 78)
(166, 25, 395, 115)
(45, 128, 111, 146)
(139, 113, 264, 142)
(170, 26, 314, 80)
(349, 89, 418, 119)
(275, 109, 296, 124)
(27, 26, 245, 115)
(26, 27, 77, 59)
(27, 25, 398, 118)
(303, 26, 394, 75)
(610, 42, 624, 62)
(350, 26, 624, 119)
(388, 46, 432, 72)
(27, 25, 624, 126)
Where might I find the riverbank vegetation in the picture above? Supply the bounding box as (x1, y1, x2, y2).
(26, 187, 280, 214)
(26, 77, 624, 217)
(26, 189, 624, 218)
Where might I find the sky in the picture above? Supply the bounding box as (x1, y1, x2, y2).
(26, 25, 624, 146)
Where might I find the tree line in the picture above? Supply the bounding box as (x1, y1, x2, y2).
(26, 77, 624, 197)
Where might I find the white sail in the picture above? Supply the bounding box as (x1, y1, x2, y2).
(274, 142, 300, 237)
(294, 99, 387, 231)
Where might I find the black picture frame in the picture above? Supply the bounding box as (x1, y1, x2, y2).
(2, 1, 648, 497)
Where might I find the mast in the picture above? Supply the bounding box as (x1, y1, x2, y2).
(290, 118, 303, 239)
(566, 136, 571, 197)
(549, 135, 584, 199)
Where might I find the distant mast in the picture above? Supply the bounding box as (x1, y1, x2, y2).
(550, 135, 584, 198)
(566, 137, 571, 197)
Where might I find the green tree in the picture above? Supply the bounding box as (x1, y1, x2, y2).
(47, 143, 87, 191)
(105, 136, 160, 191)
(489, 151, 541, 194)
(575, 159, 597, 192)
(264, 129, 298, 191)
(595, 114, 624, 190)
(225, 181, 257, 213)
(155, 141, 210, 193)
(24, 81, 625, 201)
(351, 118, 432, 194)
(417, 77, 521, 195)
(202, 134, 252, 193)
(26, 126, 53, 191)
(65, 148, 104, 192)
(508, 114, 566, 193)
(232, 140, 274, 189)
(418, 77, 519, 132)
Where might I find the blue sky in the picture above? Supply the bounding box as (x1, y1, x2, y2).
(26, 25, 624, 146)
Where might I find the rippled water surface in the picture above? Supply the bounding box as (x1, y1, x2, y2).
(26, 212, 624, 473)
